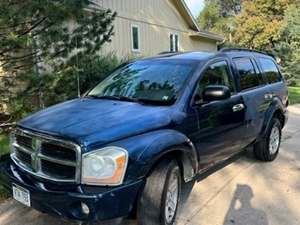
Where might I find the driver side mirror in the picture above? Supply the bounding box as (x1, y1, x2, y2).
(202, 85, 231, 102)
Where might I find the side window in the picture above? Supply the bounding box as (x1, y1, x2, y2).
(234, 58, 261, 90)
(259, 58, 282, 83)
(170, 33, 179, 52)
(196, 61, 234, 99)
(131, 25, 140, 52)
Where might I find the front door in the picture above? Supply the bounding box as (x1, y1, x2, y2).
(191, 60, 246, 170)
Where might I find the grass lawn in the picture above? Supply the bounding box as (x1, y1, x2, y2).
(288, 86, 300, 105)
(0, 134, 10, 201)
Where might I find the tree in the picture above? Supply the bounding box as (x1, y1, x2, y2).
(197, 0, 243, 43)
(0, 0, 117, 118)
(0, 0, 116, 73)
(275, 5, 300, 85)
(197, 0, 221, 31)
(233, 0, 293, 50)
(197, 0, 300, 85)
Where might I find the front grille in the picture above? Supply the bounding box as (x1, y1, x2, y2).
(41, 143, 77, 161)
(41, 160, 76, 180)
(11, 129, 80, 183)
(15, 149, 32, 167)
(16, 135, 32, 149)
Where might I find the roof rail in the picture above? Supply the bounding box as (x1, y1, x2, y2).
(219, 48, 275, 59)
(158, 51, 183, 55)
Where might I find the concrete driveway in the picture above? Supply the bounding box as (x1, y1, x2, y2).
(1, 105, 300, 225)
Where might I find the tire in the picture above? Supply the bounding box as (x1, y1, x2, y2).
(137, 160, 181, 225)
(254, 118, 282, 161)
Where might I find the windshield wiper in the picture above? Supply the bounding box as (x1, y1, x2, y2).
(87, 95, 139, 103)
(87, 95, 121, 100)
(117, 96, 140, 102)
(134, 96, 177, 106)
(87, 95, 176, 105)
(112, 96, 175, 105)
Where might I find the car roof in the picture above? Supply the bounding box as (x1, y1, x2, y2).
(138, 49, 275, 64)
(141, 52, 216, 62)
(220, 49, 275, 61)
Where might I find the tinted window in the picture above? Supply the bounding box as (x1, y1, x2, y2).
(234, 58, 261, 90)
(259, 58, 282, 83)
(196, 61, 234, 98)
(88, 61, 195, 104)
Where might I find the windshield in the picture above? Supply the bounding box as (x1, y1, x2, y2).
(88, 61, 195, 104)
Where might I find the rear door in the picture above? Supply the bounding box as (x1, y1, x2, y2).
(232, 57, 270, 144)
(257, 57, 288, 106)
(191, 59, 247, 169)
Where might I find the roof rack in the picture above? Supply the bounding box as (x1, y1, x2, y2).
(158, 51, 180, 55)
(219, 48, 275, 59)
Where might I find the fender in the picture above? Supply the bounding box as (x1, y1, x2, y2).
(259, 97, 286, 140)
(111, 129, 198, 183)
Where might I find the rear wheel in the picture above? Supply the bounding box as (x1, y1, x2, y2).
(137, 160, 181, 225)
(254, 118, 282, 161)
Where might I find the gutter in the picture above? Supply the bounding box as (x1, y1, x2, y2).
(190, 32, 224, 42)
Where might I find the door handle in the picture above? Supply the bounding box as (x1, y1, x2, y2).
(232, 104, 245, 112)
(264, 93, 273, 101)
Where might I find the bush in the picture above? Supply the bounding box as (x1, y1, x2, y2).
(40, 53, 125, 106)
(6, 53, 126, 120)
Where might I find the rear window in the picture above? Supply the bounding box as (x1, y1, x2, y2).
(259, 58, 282, 83)
(234, 58, 261, 91)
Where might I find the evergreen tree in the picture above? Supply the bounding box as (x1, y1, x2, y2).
(0, 0, 116, 73)
(0, 0, 116, 118)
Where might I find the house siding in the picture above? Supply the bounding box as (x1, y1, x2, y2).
(94, 0, 217, 58)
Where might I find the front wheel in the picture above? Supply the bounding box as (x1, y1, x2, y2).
(254, 118, 282, 161)
(137, 160, 181, 225)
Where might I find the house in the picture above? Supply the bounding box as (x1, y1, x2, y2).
(95, 0, 223, 58)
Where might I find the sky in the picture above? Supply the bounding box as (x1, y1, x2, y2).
(185, 0, 205, 17)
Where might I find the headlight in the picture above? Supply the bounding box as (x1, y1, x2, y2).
(81, 147, 128, 186)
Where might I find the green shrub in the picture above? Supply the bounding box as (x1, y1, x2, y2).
(6, 53, 126, 120)
(0, 135, 9, 156)
(39, 53, 125, 106)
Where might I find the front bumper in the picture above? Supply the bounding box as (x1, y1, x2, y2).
(0, 158, 144, 221)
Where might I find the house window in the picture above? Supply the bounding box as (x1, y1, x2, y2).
(170, 33, 179, 52)
(131, 25, 140, 52)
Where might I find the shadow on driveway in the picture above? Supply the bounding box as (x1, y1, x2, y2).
(223, 184, 268, 225)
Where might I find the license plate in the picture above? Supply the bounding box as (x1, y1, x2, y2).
(12, 184, 31, 207)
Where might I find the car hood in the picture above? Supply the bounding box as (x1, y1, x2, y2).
(18, 98, 173, 146)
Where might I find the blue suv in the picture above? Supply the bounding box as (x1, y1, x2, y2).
(2, 49, 288, 225)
